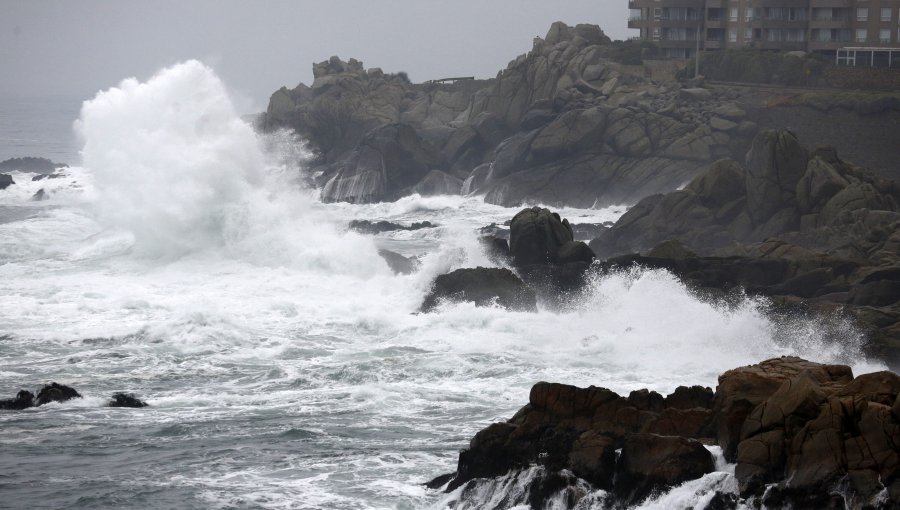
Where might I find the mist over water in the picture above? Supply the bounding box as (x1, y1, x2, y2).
(0, 61, 883, 509)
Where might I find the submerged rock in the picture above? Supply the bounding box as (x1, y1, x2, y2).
(34, 383, 82, 406)
(108, 392, 148, 408)
(420, 267, 537, 312)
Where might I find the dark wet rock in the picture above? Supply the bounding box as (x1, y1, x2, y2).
(509, 207, 594, 267)
(107, 392, 148, 408)
(424, 472, 455, 490)
(348, 219, 435, 234)
(436, 357, 900, 508)
(0, 390, 35, 410)
(31, 189, 48, 201)
(0, 174, 14, 190)
(441, 379, 717, 503)
(420, 267, 537, 312)
(34, 383, 82, 406)
(615, 433, 715, 505)
(377, 249, 419, 275)
(0, 157, 67, 174)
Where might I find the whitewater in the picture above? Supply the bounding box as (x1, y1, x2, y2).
(0, 61, 885, 509)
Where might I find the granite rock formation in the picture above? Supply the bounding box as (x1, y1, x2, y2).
(264, 22, 756, 206)
(434, 357, 900, 509)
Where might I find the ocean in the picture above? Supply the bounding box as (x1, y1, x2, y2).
(0, 61, 884, 509)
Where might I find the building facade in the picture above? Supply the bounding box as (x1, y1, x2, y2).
(628, 0, 900, 59)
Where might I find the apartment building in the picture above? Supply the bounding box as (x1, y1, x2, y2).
(628, 0, 900, 60)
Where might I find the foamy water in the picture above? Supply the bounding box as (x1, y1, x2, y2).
(0, 61, 883, 509)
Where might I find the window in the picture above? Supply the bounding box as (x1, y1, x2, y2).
(729, 29, 737, 42)
(881, 8, 892, 22)
(745, 7, 752, 21)
(856, 28, 868, 42)
(880, 28, 891, 43)
(857, 7, 868, 22)
(745, 28, 753, 41)
(729, 7, 738, 22)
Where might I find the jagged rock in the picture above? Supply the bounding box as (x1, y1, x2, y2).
(108, 392, 148, 408)
(436, 357, 900, 508)
(31, 189, 48, 201)
(34, 383, 82, 406)
(0, 174, 14, 190)
(378, 249, 419, 275)
(0, 390, 35, 410)
(615, 433, 715, 505)
(420, 267, 537, 312)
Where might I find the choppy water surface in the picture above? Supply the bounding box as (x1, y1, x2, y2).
(0, 62, 884, 509)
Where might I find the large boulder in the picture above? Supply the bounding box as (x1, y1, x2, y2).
(509, 207, 594, 267)
(420, 267, 537, 312)
(34, 382, 82, 406)
(0, 174, 13, 190)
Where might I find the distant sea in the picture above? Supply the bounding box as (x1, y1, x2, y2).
(0, 94, 83, 164)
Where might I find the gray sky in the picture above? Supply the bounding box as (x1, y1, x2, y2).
(0, 0, 632, 112)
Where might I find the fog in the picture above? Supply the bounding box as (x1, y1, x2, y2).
(0, 0, 632, 112)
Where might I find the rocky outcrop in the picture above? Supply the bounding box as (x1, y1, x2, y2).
(420, 267, 537, 312)
(108, 393, 148, 408)
(0, 157, 67, 174)
(591, 129, 899, 260)
(587, 129, 900, 366)
(265, 23, 757, 206)
(0, 173, 13, 190)
(264, 55, 485, 164)
(2, 385, 150, 410)
(434, 357, 900, 509)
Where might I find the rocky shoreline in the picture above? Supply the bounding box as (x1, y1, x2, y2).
(430, 356, 900, 509)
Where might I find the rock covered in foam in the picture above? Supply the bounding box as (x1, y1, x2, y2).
(420, 267, 537, 312)
(34, 383, 82, 406)
(108, 392, 148, 408)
